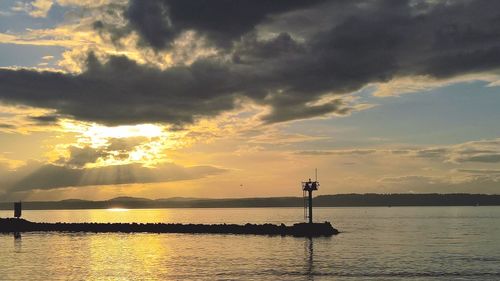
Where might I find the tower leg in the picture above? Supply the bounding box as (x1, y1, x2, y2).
(308, 190, 313, 224)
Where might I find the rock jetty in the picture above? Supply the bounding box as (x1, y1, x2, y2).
(0, 218, 338, 237)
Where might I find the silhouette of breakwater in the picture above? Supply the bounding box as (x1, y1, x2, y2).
(0, 218, 338, 237)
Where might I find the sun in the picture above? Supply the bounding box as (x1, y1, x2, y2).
(57, 120, 176, 168)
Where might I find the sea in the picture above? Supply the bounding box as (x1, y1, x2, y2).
(1, 207, 499, 280)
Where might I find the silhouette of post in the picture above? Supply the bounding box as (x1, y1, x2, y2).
(14, 202, 21, 219)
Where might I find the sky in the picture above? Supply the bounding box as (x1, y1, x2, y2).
(0, 0, 500, 201)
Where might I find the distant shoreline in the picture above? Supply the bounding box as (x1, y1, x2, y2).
(1, 193, 499, 210)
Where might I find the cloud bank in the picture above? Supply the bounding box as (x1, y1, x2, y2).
(2, 0, 500, 126)
(0, 161, 225, 193)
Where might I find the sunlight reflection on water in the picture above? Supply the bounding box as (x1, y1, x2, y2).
(106, 208, 129, 212)
(1, 207, 500, 280)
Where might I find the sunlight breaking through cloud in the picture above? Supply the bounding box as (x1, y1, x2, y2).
(58, 121, 171, 168)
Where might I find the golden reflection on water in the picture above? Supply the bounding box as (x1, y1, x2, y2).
(107, 208, 129, 212)
(83, 209, 176, 224)
(84, 209, 173, 280)
(2, 207, 500, 280)
(89, 234, 170, 280)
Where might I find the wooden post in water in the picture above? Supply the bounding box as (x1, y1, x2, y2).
(14, 201, 22, 219)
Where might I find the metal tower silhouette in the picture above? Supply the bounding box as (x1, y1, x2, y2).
(302, 169, 319, 224)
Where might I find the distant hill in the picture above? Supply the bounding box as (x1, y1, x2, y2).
(155, 197, 201, 202)
(108, 196, 152, 202)
(59, 199, 89, 203)
(1, 193, 499, 210)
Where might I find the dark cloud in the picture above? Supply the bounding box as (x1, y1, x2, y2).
(0, 49, 356, 125)
(106, 137, 148, 152)
(457, 169, 500, 175)
(415, 148, 448, 159)
(125, 0, 326, 49)
(295, 149, 377, 156)
(457, 154, 500, 163)
(2, 161, 225, 192)
(0, 123, 16, 129)
(378, 174, 500, 194)
(57, 137, 152, 168)
(446, 139, 500, 163)
(27, 114, 60, 125)
(261, 98, 352, 124)
(61, 146, 108, 168)
(232, 32, 306, 63)
(3, 0, 500, 125)
(0, 54, 241, 125)
(390, 150, 412, 155)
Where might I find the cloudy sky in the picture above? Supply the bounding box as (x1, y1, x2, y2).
(0, 0, 500, 201)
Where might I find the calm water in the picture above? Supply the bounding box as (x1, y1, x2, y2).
(1, 207, 500, 280)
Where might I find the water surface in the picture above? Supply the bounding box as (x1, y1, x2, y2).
(1, 207, 499, 280)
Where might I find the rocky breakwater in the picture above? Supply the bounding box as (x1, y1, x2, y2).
(0, 218, 339, 237)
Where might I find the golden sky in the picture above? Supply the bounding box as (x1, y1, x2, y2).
(1, 0, 500, 201)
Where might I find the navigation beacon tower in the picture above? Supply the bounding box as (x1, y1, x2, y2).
(302, 169, 319, 224)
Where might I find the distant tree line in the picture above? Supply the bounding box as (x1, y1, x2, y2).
(1, 194, 499, 210)
(314, 193, 500, 207)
